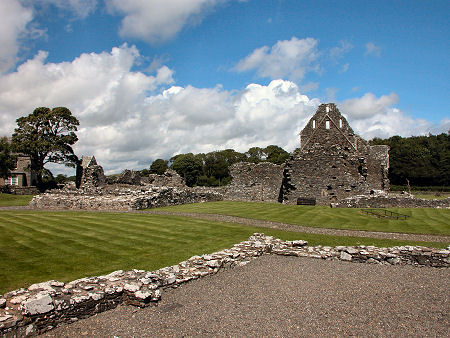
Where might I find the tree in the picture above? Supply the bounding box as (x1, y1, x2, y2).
(11, 107, 79, 189)
(170, 153, 203, 186)
(264, 145, 290, 164)
(150, 159, 169, 175)
(0, 137, 17, 179)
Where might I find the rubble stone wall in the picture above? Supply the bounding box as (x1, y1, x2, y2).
(280, 103, 390, 205)
(106, 170, 141, 186)
(224, 162, 284, 202)
(333, 194, 450, 208)
(1, 233, 448, 336)
(30, 186, 223, 211)
(148, 169, 186, 187)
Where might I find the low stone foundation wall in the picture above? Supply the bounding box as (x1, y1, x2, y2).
(1, 233, 448, 336)
(30, 185, 224, 211)
(333, 194, 450, 208)
(0, 186, 39, 195)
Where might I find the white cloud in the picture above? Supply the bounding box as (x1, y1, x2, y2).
(339, 93, 447, 140)
(0, 0, 33, 73)
(36, 0, 98, 18)
(105, 0, 225, 44)
(234, 37, 320, 81)
(1, 44, 444, 175)
(340, 92, 398, 119)
(330, 40, 353, 60)
(365, 42, 382, 57)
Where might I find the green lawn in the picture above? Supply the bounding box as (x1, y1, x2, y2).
(158, 201, 450, 236)
(1, 210, 447, 294)
(0, 193, 34, 206)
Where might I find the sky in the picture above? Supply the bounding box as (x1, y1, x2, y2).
(0, 0, 449, 175)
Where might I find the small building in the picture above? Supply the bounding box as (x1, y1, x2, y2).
(0, 154, 37, 188)
(279, 103, 390, 205)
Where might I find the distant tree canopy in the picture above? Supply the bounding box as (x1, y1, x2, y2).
(143, 134, 449, 188)
(0, 137, 17, 179)
(11, 107, 79, 189)
(149, 159, 168, 175)
(370, 133, 449, 187)
(160, 145, 290, 187)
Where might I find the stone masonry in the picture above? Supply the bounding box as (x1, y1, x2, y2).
(148, 169, 186, 188)
(224, 162, 284, 202)
(1, 233, 448, 336)
(30, 185, 223, 211)
(75, 156, 106, 189)
(280, 103, 390, 205)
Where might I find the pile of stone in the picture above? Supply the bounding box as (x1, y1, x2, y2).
(333, 193, 450, 208)
(1, 233, 448, 336)
(30, 185, 223, 211)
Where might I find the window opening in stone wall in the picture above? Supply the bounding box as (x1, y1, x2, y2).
(325, 120, 330, 129)
(312, 120, 316, 128)
(339, 119, 342, 128)
(6, 176, 18, 186)
(326, 106, 330, 113)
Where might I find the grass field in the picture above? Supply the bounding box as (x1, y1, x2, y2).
(0, 193, 34, 206)
(1, 209, 448, 294)
(159, 201, 450, 236)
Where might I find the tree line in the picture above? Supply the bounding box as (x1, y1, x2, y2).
(369, 133, 449, 187)
(142, 145, 290, 187)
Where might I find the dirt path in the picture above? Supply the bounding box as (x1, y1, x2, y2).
(42, 255, 450, 337)
(144, 210, 450, 243)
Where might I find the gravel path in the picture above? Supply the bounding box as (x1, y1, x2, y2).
(144, 210, 450, 243)
(43, 255, 450, 337)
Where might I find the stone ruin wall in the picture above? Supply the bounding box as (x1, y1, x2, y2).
(333, 193, 450, 209)
(280, 103, 390, 205)
(148, 169, 186, 188)
(31, 186, 223, 211)
(224, 162, 284, 202)
(1, 233, 449, 336)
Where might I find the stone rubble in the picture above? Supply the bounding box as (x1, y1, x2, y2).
(30, 185, 224, 211)
(1, 233, 448, 336)
(332, 193, 450, 208)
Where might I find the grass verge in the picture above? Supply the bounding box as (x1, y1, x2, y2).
(157, 201, 450, 236)
(1, 210, 447, 294)
(0, 193, 34, 207)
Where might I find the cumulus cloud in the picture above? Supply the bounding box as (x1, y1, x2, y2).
(339, 92, 447, 140)
(233, 37, 320, 81)
(365, 42, 382, 57)
(0, 45, 319, 173)
(340, 92, 399, 119)
(0, 0, 33, 73)
(1, 44, 444, 175)
(105, 0, 225, 44)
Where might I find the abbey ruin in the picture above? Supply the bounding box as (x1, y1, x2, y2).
(30, 103, 449, 210)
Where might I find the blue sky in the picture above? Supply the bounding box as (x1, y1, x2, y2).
(1, 0, 449, 174)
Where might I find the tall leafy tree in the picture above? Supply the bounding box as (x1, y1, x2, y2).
(170, 153, 203, 186)
(0, 137, 17, 179)
(150, 159, 169, 175)
(264, 145, 290, 164)
(11, 107, 79, 189)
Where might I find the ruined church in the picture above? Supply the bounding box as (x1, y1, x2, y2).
(279, 103, 390, 204)
(226, 103, 390, 205)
